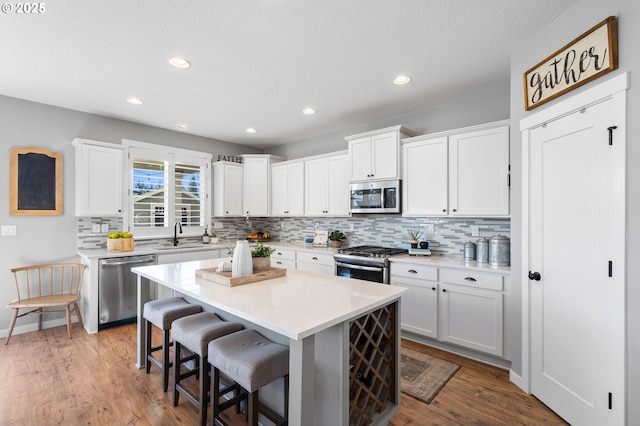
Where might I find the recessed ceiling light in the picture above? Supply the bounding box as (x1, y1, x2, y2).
(177, 123, 189, 130)
(302, 107, 316, 115)
(393, 75, 411, 85)
(169, 57, 191, 69)
(126, 97, 143, 105)
(246, 128, 257, 134)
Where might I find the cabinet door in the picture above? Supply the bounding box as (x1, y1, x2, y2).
(371, 132, 399, 180)
(271, 164, 289, 215)
(391, 276, 438, 338)
(326, 155, 350, 216)
(287, 162, 305, 215)
(76, 143, 123, 216)
(349, 137, 372, 181)
(440, 283, 503, 356)
(305, 158, 328, 216)
(213, 163, 243, 216)
(448, 126, 509, 216)
(243, 157, 269, 216)
(403, 137, 448, 216)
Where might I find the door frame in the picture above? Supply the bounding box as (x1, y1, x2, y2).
(518, 72, 628, 393)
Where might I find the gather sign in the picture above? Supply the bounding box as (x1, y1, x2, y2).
(523, 16, 618, 111)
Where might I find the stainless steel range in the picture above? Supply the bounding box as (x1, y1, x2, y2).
(334, 245, 407, 284)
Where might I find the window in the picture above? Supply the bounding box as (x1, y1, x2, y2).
(123, 140, 211, 238)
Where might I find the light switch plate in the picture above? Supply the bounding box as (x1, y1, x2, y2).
(92, 224, 101, 233)
(213, 222, 224, 229)
(1, 225, 17, 236)
(101, 224, 109, 233)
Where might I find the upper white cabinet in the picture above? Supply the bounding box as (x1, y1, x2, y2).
(448, 125, 509, 216)
(271, 161, 304, 216)
(346, 126, 416, 182)
(72, 138, 124, 216)
(212, 161, 243, 217)
(402, 121, 510, 217)
(305, 153, 350, 217)
(241, 154, 284, 217)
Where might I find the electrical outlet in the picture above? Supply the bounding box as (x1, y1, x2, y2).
(101, 224, 109, 233)
(425, 224, 435, 236)
(1, 225, 17, 236)
(349, 223, 355, 232)
(213, 222, 224, 229)
(92, 224, 101, 233)
(471, 225, 479, 237)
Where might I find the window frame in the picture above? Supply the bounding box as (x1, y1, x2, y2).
(123, 139, 211, 238)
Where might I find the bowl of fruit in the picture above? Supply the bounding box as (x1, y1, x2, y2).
(246, 231, 270, 241)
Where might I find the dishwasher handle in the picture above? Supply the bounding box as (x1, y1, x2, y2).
(100, 256, 157, 267)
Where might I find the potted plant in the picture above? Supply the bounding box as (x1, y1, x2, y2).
(407, 229, 423, 248)
(329, 230, 346, 248)
(251, 241, 276, 271)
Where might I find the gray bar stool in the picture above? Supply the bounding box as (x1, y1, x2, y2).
(172, 312, 243, 426)
(143, 297, 203, 392)
(208, 329, 289, 426)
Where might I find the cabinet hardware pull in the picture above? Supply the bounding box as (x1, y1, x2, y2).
(277, 261, 282, 265)
(464, 277, 477, 281)
(442, 288, 447, 292)
(431, 287, 436, 291)
(312, 257, 318, 260)
(528, 271, 541, 281)
(453, 209, 457, 212)
(277, 252, 282, 255)
(442, 209, 447, 212)
(408, 269, 417, 274)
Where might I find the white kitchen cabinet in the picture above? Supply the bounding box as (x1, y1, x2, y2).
(241, 154, 284, 217)
(271, 161, 304, 216)
(390, 264, 438, 338)
(346, 126, 416, 182)
(212, 161, 243, 217)
(402, 121, 510, 218)
(402, 136, 448, 216)
(305, 153, 350, 217)
(72, 138, 124, 216)
(270, 247, 296, 269)
(448, 125, 509, 216)
(296, 250, 335, 275)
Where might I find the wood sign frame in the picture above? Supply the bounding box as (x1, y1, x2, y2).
(10, 147, 63, 216)
(523, 16, 618, 111)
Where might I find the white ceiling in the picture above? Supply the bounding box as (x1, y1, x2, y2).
(1, 0, 576, 148)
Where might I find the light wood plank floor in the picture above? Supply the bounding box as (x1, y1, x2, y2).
(0, 323, 567, 425)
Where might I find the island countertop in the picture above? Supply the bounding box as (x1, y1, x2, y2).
(132, 258, 406, 340)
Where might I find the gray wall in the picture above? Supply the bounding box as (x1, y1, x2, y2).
(0, 95, 259, 335)
(267, 88, 510, 159)
(509, 1, 640, 423)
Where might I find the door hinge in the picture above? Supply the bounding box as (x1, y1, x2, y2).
(607, 126, 618, 146)
(609, 392, 613, 409)
(608, 261, 613, 277)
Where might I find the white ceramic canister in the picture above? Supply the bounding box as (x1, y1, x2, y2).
(232, 240, 253, 277)
(476, 237, 489, 263)
(489, 235, 510, 266)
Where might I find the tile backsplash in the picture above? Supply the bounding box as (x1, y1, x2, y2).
(77, 215, 510, 257)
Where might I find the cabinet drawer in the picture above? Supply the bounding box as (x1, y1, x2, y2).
(390, 263, 438, 281)
(296, 251, 334, 266)
(271, 247, 296, 261)
(271, 258, 295, 269)
(439, 269, 503, 291)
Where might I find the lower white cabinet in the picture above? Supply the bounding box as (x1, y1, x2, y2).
(271, 247, 296, 269)
(391, 261, 508, 359)
(296, 251, 335, 275)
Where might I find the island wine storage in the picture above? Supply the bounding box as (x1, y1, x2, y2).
(349, 303, 397, 426)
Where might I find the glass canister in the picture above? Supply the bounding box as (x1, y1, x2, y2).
(476, 237, 489, 263)
(463, 241, 477, 261)
(232, 240, 253, 277)
(489, 235, 510, 266)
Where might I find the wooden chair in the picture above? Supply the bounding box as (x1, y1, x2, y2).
(5, 263, 86, 344)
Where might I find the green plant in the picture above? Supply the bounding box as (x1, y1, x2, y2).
(251, 241, 276, 258)
(329, 230, 345, 241)
(407, 229, 423, 241)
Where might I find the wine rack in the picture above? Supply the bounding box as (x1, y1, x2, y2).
(348, 302, 397, 425)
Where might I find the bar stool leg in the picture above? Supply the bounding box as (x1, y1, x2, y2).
(145, 320, 152, 374)
(199, 355, 210, 426)
(248, 391, 259, 426)
(162, 328, 171, 392)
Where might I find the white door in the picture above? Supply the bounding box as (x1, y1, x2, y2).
(528, 95, 625, 425)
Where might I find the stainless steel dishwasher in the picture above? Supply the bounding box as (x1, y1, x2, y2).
(98, 254, 157, 330)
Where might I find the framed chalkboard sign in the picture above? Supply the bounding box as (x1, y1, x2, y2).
(10, 147, 63, 216)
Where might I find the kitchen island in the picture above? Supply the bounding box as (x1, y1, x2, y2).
(132, 258, 406, 426)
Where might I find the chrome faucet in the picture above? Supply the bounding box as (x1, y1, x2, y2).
(173, 222, 183, 246)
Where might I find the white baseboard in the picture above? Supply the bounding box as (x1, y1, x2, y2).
(0, 317, 79, 339)
(509, 369, 528, 393)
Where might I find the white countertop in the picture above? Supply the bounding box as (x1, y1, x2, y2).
(390, 253, 511, 274)
(132, 258, 406, 340)
(78, 243, 228, 260)
(267, 241, 340, 254)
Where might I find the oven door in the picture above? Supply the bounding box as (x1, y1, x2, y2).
(335, 261, 387, 284)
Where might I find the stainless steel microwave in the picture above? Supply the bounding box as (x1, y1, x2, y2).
(349, 179, 401, 214)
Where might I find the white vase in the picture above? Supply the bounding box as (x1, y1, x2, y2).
(232, 240, 253, 277)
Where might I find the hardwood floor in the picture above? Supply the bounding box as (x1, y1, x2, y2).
(0, 323, 567, 425)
